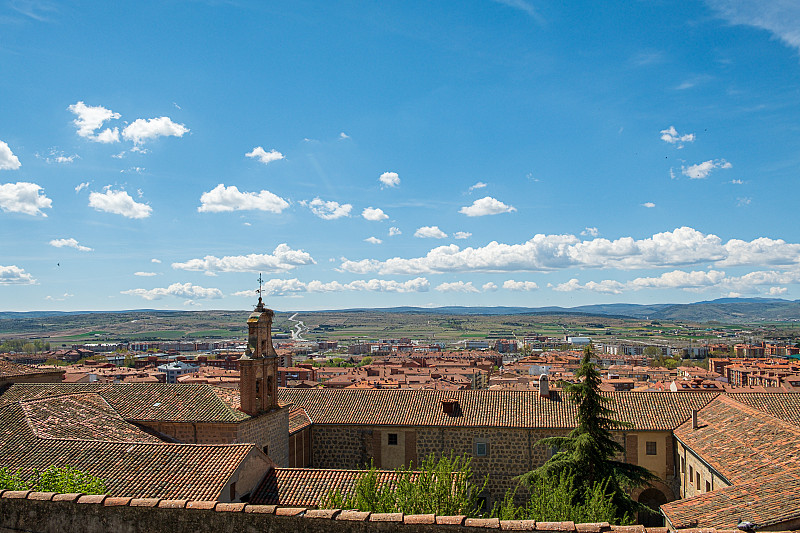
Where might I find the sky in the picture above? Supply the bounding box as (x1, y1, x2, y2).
(2, 0, 800, 312)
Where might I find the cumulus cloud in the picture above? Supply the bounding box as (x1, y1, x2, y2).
(389, 227, 402, 236)
(121, 117, 189, 145)
(379, 172, 400, 188)
(0, 265, 35, 285)
(682, 159, 732, 179)
(0, 182, 52, 216)
(302, 197, 352, 219)
(769, 286, 788, 295)
(172, 244, 315, 274)
(454, 231, 472, 240)
(660, 126, 695, 147)
(134, 271, 158, 277)
(68, 101, 120, 143)
(49, 238, 92, 252)
(365, 236, 382, 244)
(198, 184, 289, 213)
(235, 277, 430, 296)
(0, 141, 21, 170)
(339, 132, 350, 140)
(246, 147, 285, 165)
(339, 227, 800, 275)
(459, 196, 516, 217)
(642, 202, 656, 208)
(89, 188, 152, 219)
(362, 207, 388, 221)
(503, 280, 539, 291)
(121, 282, 222, 300)
(435, 281, 479, 293)
(151, 258, 161, 264)
(482, 282, 498, 291)
(468, 181, 487, 192)
(581, 227, 599, 237)
(414, 226, 448, 239)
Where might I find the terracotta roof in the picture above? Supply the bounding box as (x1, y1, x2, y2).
(288, 406, 312, 435)
(250, 467, 421, 507)
(725, 392, 800, 425)
(674, 395, 800, 484)
(277, 389, 718, 430)
(0, 400, 262, 500)
(0, 383, 249, 422)
(661, 473, 800, 529)
(0, 360, 62, 379)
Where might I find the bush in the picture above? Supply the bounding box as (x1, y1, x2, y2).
(0, 466, 106, 494)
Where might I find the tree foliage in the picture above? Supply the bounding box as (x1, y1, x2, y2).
(320, 453, 486, 517)
(0, 466, 106, 494)
(520, 345, 655, 519)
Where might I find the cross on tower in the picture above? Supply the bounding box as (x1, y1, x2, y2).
(256, 273, 264, 307)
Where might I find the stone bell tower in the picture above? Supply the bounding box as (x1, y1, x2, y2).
(239, 290, 279, 416)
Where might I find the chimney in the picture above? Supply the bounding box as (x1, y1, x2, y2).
(441, 398, 458, 415)
(691, 409, 698, 430)
(539, 374, 550, 398)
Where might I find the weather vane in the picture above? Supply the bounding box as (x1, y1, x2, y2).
(257, 273, 264, 298)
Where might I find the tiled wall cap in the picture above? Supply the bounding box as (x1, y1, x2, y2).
(104, 497, 133, 507)
(275, 507, 306, 517)
(76, 494, 106, 505)
(644, 528, 669, 533)
(369, 512, 404, 522)
(501, 519, 538, 531)
(437, 515, 467, 525)
(610, 526, 645, 533)
(537, 522, 577, 532)
(465, 517, 502, 528)
(129, 498, 161, 508)
(215, 502, 247, 513)
(577, 523, 611, 533)
(304, 508, 340, 519)
(404, 514, 436, 525)
(27, 492, 57, 501)
(336, 510, 371, 521)
(185, 500, 217, 510)
(2, 491, 32, 499)
(51, 493, 82, 502)
(244, 504, 278, 514)
(157, 499, 188, 509)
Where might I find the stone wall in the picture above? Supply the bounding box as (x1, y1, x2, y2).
(0, 490, 673, 533)
(238, 407, 289, 467)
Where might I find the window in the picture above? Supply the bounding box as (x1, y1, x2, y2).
(689, 465, 694, 481)
(387, 433, 398, 446)
(680, 456, 685, 473)
(696, 472, 700, 488)
(263, 445, 269, 456)
(475, 441, 488, 457)
(645, 441, 657, 455)
(705, 481, 711, 492)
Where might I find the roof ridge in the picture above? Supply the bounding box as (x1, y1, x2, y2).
(716, 394, 800, 437)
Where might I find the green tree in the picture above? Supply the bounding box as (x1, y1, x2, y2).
(521, 345, 655, 520)
(0, 466, 106, 494)
(123, 353, 136, 368)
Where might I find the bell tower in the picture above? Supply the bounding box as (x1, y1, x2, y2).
(239, 276, 279, 416)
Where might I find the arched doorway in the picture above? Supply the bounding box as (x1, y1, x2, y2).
(637, 488, 668, 526)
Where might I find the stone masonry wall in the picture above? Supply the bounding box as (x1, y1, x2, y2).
(237, 407, 289, 467)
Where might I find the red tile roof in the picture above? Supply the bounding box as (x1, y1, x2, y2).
(278, 389, 718, 430)
(288, 407, 311, 435)
(0, 360, 63, 379)
(725, 392, 800, 425)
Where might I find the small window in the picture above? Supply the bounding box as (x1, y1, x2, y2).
(645, 441, 657, 455)
(680, 456, 685, 473)
(475, 441, 488, 457)
(705, 481, 711, 492)
(696, 472, 700, 488)
(689, 465, 694, 480)
(263, 445, 269, 456)
(388, 433, 398, 446)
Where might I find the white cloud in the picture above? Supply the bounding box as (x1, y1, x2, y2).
(706, 0, 800, 55)
(682, 159, 732, 179)
(627, 270, 727, 291)
(151, 258, 161, 264)
(482, 282, 498, 292)
(389, 227, 402, 236)
(642, 202, 656, 208)
(660, 126, 696, 147)
(553, 278, 626, 294)
(49, 238, 92, 252)
(339, 132, 350, 140)
(435, 281, 479, 293)
(769, 286, 788, 295)
(245, 147, 285, 165)
(414, 226, 448, 239)
(379, 172, 400, 188)
(234, 277, 430, 296)
(68, 101, 120, 143)
(459, 196, 516, 217)
(134, 271, 157, 277)
(503, 280, 539, 291)
(454, 231, 472, 240)
(0, 182, 52, 216)
(581, 227, 599, 237)
(731, 179, 744, 185)
(362, 207, 388, 221)
(75, 182, 90, 193)
(365, 236, 382, 244)
(121, 282, 222, 301)
(0, 265, 35, 285)
(468, 181, 487, 192)
(0, 141, 21, 170)
(340, 227, 800, 275)
(303, 197, 352, 220)
(198, 184, 289, 213)
(737, 197, 752, 207)
(89, 188, 152, 219)
(172, 244, 315, 274)
(121, 117, 189, 145)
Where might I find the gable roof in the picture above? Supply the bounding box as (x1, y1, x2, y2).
(1, 383, 249, 423)
(278, 389, 718, 430)
(725, 392, 800, 425)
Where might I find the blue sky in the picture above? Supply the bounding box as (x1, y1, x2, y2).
(2, 0, 800, 312)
